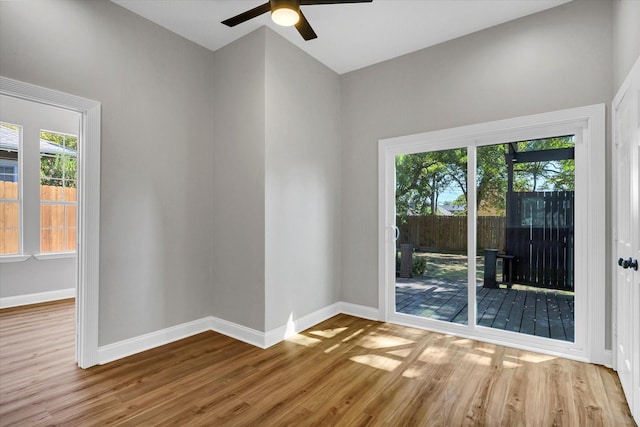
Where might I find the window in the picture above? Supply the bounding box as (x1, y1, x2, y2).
(0, 123, 78, 256)
(40, 131, 77, 252)
(0, 123, 21, 255)
(0, 163, 18, 182)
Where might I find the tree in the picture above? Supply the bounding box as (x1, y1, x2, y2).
(394, 137, 574, 218)
(40, 132, 77, 188)
(396, 152, 454, 220)
(513, 137, 575, 192)
(435, 145, 507, 215)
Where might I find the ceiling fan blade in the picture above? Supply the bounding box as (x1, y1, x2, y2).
(295, 10, 317, 40)
(221, 2, 271, 27)
(300, 0, 372, 4)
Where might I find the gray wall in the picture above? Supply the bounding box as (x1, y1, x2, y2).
(340, 0, 613, 313)
(1, 0, 633, 350)
(210, 30, 267, 331)
(209, 28, 343, 332)
(264, 30, 342, 331)
(613, 0, 640, 91)
(0, 0, 215, 345)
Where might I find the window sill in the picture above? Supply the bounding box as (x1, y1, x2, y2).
(0, 254, 32, 263)
(33, 252, 77, 261)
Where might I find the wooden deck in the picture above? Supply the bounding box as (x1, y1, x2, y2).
(396, 278, 574, 342)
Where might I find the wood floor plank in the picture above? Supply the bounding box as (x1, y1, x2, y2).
(0, 300, 635, 426)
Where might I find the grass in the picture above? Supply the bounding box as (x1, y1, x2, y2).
(412, 251, 484, 283)
(411, 251, 574, 296)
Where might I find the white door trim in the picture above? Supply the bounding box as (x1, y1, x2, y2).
(378, 104, 607, 365)
(0, 76, 101, 368)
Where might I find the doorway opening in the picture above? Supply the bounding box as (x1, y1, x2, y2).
(379, 105, 606, 364)
(0, 77, 101, 368)
(394, 137, 575, 342)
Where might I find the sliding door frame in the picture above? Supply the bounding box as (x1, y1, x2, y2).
(378, 104, 607, 365)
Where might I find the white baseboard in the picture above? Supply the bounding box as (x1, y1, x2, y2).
(209, 316, 266, 349)
(0, 288, 75, 309)
(98, 317, 212, 365)
(264, 302, 342, 348)
(96, 301, 380, 364)
(339, 302, 381, 321)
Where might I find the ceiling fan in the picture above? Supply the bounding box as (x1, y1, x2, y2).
(221, 0, 373, 41)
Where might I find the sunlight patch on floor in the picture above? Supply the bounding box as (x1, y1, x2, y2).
(341, 328, 365, 343)
(501, 359, 522, 368)
(350, 354, 403, 372)
(402, 364, 427, 379)
(462, 352, 494, 367)
(517, 352, 557, 364)
(387, 348, 413, 358)
(286, 334, 321, 347)
(452, 338, 475, 348)
(418, 346, 452, 365)
(358, 334, 414, 350)
(324, 343, 341, 353)
(308, 327, 348, 339)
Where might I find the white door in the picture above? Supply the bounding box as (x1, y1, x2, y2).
(613, 56, 640, 421)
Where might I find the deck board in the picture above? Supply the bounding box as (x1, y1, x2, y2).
(396, 278, 575, 342)
(491, 289, 518, 330)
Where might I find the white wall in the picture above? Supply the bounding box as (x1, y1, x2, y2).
(613, 0, 640, 91)
(0, 95, 79, 299)
(264, 30, 342, 331)
(339, 0, 613, 319)
(0, 0, 215, 345)
(210, 30, 267, 331)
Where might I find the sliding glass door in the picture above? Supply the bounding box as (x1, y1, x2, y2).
(379, 106, 604, 362)
(390, 138, 575, 343)
(475, 138, 575, 343)
(394, 148, 469, 326)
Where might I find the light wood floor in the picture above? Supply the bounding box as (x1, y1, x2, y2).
(0, 300, 635, 426)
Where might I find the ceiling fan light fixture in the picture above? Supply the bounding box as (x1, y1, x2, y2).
(271, 0, 300, 27)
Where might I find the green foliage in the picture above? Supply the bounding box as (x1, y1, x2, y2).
(40, 131, 77, 151)
(396, 152, 453, 221)
(40, 154, 77, 188)
(1, 123, 19, 131)
(513, 137, 575, 192)
(412, 255, 427, 276)
(39, 132, 77, 188)
(395, 136, 575, 218)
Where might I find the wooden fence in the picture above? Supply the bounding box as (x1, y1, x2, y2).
(506, 191, 574, 290)
(0, 181, 76, 254)
(397, 216, 506, 253)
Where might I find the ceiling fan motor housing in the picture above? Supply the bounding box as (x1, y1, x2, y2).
(270, 0, 300, 14)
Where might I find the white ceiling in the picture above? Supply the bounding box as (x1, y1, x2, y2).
(112, 0, 572, 75)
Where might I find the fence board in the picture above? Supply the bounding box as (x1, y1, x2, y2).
(506, 191, 574, 290)
(398, 190, 574, 291)
(0, 181, 76, 253)
(397, 216, 506, 253)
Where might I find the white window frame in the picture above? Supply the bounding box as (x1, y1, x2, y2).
(378, 104, 607, 365)
(0, 122, 25, 259)
(39, 129, 78, 254)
